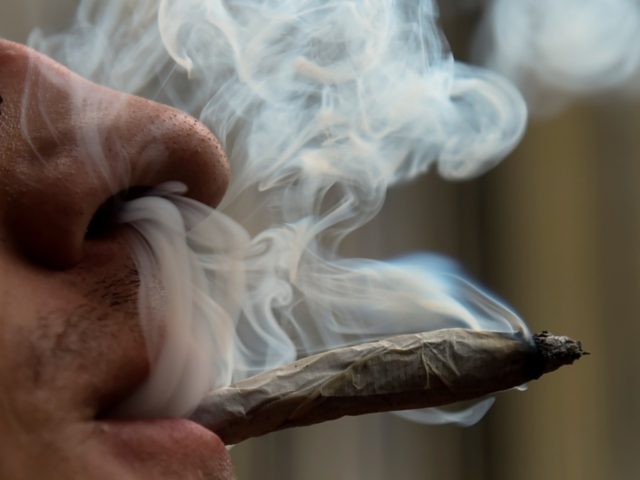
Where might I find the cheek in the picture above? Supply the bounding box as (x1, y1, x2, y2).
(0, 256, 85, 427)
(0, 245, 148, 427)
(0, 252, 48, 399)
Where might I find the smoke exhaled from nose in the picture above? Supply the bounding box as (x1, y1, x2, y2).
(29, 0, 528, 425)
(475, 0, 640, 114)
(113, 183, 248, 418)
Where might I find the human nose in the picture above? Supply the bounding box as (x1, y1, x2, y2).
(0, 40, 229, 269)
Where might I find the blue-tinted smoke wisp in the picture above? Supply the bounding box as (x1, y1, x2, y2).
(29, 0, 529, 426)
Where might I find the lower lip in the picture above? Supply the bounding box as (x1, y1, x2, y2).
(95, 418, 233, 478)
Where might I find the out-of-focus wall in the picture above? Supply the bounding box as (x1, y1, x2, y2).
(3, 3, 638, 480)
(481, 100, 640, 480)
(0, 1, 78, 43)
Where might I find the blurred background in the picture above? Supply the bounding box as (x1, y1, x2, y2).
(2, 1, 638, 479)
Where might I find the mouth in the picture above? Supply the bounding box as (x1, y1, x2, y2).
(74, 206, 234, 477)
(87, 326, 233, 477)
(85, 312, 233, 477)
(93, 417, 232, 476)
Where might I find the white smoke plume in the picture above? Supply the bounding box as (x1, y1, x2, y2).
(28, 0, 528, 424)
(475, 0, 640, 114)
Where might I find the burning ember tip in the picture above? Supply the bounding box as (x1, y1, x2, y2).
(533, 331, 587, 375)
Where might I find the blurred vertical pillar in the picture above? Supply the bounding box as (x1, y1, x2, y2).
(591, 102, 640, 480)
(482, 104, 613, 480)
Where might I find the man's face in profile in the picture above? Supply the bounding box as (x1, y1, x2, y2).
(0, 39, 234, 479)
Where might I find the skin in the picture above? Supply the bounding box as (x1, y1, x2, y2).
(0, 39, 235, 479)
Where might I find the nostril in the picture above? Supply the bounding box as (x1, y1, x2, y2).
(85, 186, 152, 238)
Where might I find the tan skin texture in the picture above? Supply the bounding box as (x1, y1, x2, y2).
(0, 40, 235, 479)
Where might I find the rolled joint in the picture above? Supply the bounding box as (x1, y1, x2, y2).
(191, 328, 586, 445)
